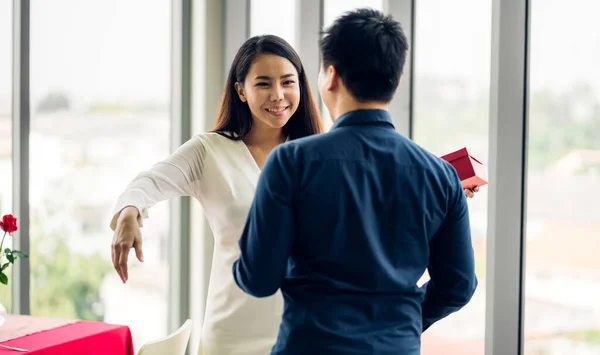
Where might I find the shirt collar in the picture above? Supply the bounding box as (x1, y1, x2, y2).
(330, 109, 395, 130)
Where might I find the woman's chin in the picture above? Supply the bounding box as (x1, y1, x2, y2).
(260, 115, 292, 129)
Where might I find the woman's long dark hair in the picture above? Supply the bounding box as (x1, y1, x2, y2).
(212, 35, 323, 140)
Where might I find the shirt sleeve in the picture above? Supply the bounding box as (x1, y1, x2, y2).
(232, 146, 296, 297)
(109, 135, 207, 230)
(421, 165, 478, 332)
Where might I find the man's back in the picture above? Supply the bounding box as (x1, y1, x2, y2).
(273, 109, 477, 354)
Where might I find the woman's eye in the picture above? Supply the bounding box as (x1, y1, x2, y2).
(284, 80, 295, 85)
(256, 82, 269, 87)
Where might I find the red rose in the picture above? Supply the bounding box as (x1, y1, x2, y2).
(0, 214, 18, 234)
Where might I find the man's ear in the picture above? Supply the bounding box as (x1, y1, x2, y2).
(324, 65, 339, 92)
(234, 82, 247, 102)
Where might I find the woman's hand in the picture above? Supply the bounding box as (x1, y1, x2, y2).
(111, 206, 144, 283)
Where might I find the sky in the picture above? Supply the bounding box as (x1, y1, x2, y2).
(1, 0, 600, 113)
(0, 0, 171, 110)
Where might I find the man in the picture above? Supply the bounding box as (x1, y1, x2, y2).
(232, 8, 478, 355)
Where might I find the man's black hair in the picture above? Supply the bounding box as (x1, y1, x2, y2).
(319, 8, 409, 103)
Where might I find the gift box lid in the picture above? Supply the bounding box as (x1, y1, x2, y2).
(440, 147, 484, 165)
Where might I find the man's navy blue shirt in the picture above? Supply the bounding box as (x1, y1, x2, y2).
(233, 109, 478, 354)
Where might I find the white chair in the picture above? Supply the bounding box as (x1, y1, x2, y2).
(137, 319, 193, 355)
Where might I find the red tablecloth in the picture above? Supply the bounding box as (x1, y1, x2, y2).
(0, 318, 134, 355)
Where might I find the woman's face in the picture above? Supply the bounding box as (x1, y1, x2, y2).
(235, 53, 301, 131)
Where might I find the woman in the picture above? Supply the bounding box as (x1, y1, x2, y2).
(110, 35, 323, 355)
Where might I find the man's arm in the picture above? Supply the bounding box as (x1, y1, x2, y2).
(421, 168, 478, 332)
(232, 147, 296, 298)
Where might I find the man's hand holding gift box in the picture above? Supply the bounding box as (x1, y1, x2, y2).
(441, 147, 488, 197)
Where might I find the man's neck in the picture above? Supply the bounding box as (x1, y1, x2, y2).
(330, 97, 389, 121)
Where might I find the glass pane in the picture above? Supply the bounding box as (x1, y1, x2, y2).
(525, 1, 600, 354)
(251, 0, 297, 49)
(413, 1, 491, 354)
(30, 0, 171, 350)
(0, 0, 13, 311)
(321, 0, 384, 130)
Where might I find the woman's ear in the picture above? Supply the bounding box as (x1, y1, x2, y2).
(234, 82, 247, 102)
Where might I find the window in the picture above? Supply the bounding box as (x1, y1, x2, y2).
(525, 1, 600, 354)
(413, 1, 491, 354)
(30, 0, 171, 350)
(0, 0, 12, 311)
(250, 0, 297, 49)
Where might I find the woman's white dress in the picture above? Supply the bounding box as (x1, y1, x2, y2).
(110, 132, 283, 355)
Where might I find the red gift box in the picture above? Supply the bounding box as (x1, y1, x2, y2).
(440, 147, 488, 189)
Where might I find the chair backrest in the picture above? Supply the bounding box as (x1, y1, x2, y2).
(137, 319, 193, 355)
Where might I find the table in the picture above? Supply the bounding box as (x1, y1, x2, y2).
(0, 315, 134, 354)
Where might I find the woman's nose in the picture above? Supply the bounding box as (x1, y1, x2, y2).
(270, 85, 284, 101)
